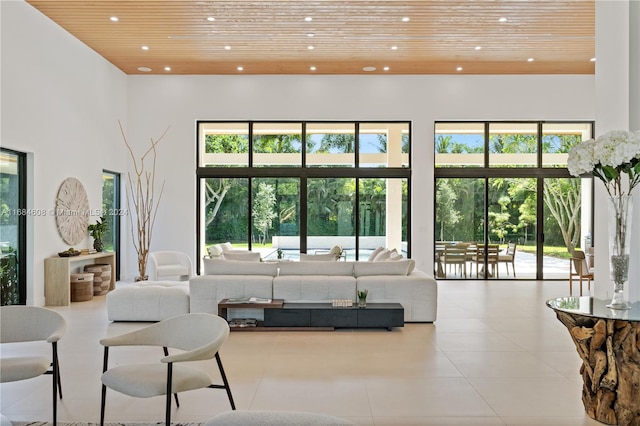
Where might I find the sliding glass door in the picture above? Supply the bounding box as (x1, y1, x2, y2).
(434, 121, 593, 280)
(1, 149, 26, 305)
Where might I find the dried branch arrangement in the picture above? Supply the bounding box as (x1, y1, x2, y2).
(118, 120, 170, 280)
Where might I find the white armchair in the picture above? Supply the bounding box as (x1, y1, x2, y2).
(99, 313, 235, 426)
(1, 306, 66, 425)
(148, 251, 193, 281)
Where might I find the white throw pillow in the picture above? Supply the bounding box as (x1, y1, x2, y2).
(208, 244, 223, 257)
(367, 246, 384, 261)
(386, 254, 405, 261)
(373, 248, 391, 262)
(329, 245, 342, 256)
(223, 251, 261, 262)
(221, 242, 233, 252)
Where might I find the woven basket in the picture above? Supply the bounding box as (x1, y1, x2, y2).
(84, 263, 112, 295)
(70, 273, 94, 302)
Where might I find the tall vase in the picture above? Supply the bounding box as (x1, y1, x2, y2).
(606, 195, 633, 309)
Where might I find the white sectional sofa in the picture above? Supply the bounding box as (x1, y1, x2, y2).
(189, 259, 437, 322)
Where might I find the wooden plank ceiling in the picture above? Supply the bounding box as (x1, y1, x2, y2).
(25, 0, 595, 75)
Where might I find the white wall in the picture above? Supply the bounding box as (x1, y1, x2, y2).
(1, 1, 128, 305)
(3, 1, 597, 298)
(127, 74, 595, 277)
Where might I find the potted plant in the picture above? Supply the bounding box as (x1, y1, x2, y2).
(88, 216, 108, 252)
(357, 289, 368, 308)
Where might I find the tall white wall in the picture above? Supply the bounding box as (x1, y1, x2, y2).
(1, 1, 128, 305)
(127, 74, 594, 278)
(3, 0, 597, 297)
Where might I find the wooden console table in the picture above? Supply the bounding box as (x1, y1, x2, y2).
(45, 252, 116, 306)
(547, 297, 640, 425)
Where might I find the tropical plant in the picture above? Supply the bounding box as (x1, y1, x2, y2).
(88, 216, 108, 252)
(119, 120, 169, 280)
(252, 182, 277, 245)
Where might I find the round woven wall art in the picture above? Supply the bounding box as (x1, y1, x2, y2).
(55, 177, 89, 245)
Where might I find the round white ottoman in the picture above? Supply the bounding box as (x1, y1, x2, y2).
(205, 410, 355, 425)
(107, 281, 190, 322)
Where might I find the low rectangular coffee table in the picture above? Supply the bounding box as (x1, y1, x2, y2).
(217, 299, 281, 331)
(264, 302, 404, 331)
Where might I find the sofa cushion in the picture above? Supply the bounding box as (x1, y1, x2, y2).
(367, 246, 384, 261)
(353, 260, 413, 277)
(221, 242, 233, 252)
(273, 275, 356, 301)
(299, 253, 338, 261)
(223, 251, 261, 262)
(278, 261, 354, 276)
(203, 258, 277, 276)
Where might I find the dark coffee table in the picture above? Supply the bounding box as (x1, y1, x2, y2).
(264, 302, 404, 331)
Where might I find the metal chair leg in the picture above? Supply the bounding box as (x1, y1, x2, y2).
(215, 353, 236, 410)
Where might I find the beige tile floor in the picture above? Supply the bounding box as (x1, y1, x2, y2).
(1, 280, 604, 425)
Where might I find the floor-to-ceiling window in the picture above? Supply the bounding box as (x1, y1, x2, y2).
(0, 149, 26, 305)
(197, 121, 410, 270)
(102, 171, 121, 280)
(434, 121, 593, 280)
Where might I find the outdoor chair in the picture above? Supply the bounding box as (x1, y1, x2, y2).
(471, 244, 500, 278)
(498, 242, 517, 277)
(0, 306, 66, 425)
(441, 244, 470, 278)
(99, 313, 235, 426)
(570, 249, 593, 296)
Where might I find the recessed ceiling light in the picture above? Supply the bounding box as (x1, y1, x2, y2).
(363, 66, 376, 72)
(310, 66, 316, 71)
(141, 46, 149, 51)
(305, 17, 313, 22)
(110, 16, 118, 22)
(307, 32, 315, 37)
(391, 46, 398, 50)
(474, 46, 482, 50)
(456, 66, 463, 71)
(383, 66, 390, 71)
(401, 17, 410, 22)
(590, 57, 596, 62)
(137, 67, 152, 72)
(499, 17, 507, 22)
(237, 66, 243, 71)
(527, 57, 534, 62)
(225, 45, 231, 50)
(307, 45, 314, 50)
(207, 16, 215, 22)
(164, 66, 171, 71)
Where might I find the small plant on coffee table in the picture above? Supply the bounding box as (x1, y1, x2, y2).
(357, 289, 368, 308)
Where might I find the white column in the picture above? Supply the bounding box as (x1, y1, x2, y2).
(593, 0, 639, 302)
(628, 0, 640, 303)
(386, 124, 404, 252)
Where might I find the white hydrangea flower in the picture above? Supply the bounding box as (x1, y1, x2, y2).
(567, 138, 595, 176)
(567, 129, 640, 196)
